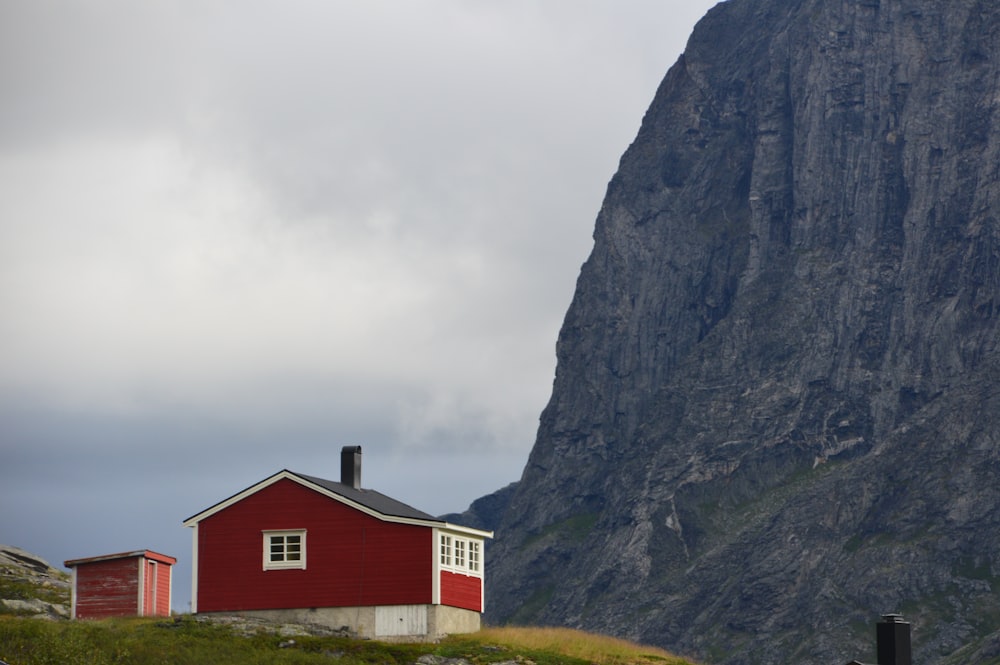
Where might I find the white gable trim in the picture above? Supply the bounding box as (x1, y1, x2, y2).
(438, 523, 494, 539)
(182, 470, 492, 539)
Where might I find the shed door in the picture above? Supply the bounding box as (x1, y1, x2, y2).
(375, 605, 427, 637)
(148, 561, 158, 616)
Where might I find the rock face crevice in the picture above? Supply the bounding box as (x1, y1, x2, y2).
(483, 1, 1000, 663)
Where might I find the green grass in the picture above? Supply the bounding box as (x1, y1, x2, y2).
(0, 616, 698, 665)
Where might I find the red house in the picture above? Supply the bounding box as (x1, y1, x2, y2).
(182, 446, 493, 639)
(64, 550, 176, 620)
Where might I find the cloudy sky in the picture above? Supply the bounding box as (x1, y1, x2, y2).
(1, 0, 718, 610)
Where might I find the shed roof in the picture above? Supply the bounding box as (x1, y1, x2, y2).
(182, 469, 493, 538)
(64, 549, 176, 568)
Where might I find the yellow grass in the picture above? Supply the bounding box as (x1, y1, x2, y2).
(474, 625, 696, 665)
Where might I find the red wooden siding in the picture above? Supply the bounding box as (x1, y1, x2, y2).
(74, 557, 140, 619)
(196, 478, 433, 612)
(440, 570, 482, 612)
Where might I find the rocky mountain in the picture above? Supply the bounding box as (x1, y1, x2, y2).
(480, 1, 1000, 663)
(440, 482, 517, 533)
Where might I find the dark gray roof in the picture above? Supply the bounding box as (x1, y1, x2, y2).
(293, 471, 443, 523)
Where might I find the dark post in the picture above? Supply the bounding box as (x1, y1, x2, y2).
(876, 614, 911, 665)
(341, 445, 362, 489)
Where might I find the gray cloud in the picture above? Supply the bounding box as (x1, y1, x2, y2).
(0, 0, 719, 610)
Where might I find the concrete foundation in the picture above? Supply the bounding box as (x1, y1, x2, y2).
(201, 604, 480, 641)
(428, 604, 482, 637)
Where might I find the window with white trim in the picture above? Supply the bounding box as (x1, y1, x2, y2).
(468, 540, 480, 572)
(439, 533, 483, 576)
(439, 534, 452, 566)
(263, 530, 306, 570)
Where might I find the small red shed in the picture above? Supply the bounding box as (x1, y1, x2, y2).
(64, 549, 176, 620)
(182, 446, 493, 639)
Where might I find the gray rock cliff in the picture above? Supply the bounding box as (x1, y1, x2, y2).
(483, 1, 1000, 663)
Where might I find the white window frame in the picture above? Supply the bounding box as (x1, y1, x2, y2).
(263, 529, 307, 570)
(468, 539, 480, 573)
(439, 533, 482, 577)
(439, 534, 452, 566)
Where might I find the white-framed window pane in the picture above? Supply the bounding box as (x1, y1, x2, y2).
(270, 537, 285, 561)
(264, 530, 306, 570)
(286, 535, 301, 560)
(455, 539, 466, 567)
(469, 541, 480, 572)
(440, 535, 452, 565)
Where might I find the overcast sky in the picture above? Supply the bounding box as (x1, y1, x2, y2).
(1, 1, 718, 611)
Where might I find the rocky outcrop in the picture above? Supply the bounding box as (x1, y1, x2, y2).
(0, 545, 70, 619)
(483, 1, 1000, 664)
(440, 482, 517, 533)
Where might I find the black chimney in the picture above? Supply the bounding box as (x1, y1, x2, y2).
(341, 445, 362, 489)
(876, 614, 911, 665)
